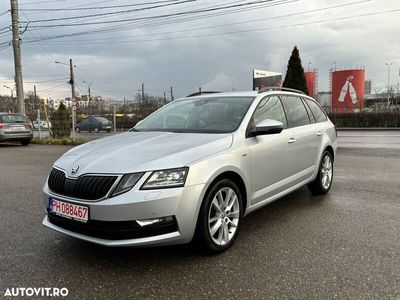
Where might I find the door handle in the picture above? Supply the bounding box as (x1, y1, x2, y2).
(288, 137, 297, 144)
(316, 131, 323, 136)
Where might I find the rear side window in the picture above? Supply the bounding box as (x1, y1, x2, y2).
(280, 96, 310, 128)
(253, 96, 288, 128)
(0, 114, 27, 123)
(305, 99, 327, 123)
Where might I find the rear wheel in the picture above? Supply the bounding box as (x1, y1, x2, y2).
(308, 151, 333, 195)
(195, 179, 242, 253)
(20, 139, 30, 146)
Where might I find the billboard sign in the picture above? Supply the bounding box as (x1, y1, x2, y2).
(253, 69, 282, 91)
(331, 69, 365, 112)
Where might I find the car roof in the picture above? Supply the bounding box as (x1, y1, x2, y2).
(180, 90, 313, 100)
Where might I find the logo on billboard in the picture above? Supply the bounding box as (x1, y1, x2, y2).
(338, 76, 358, 104)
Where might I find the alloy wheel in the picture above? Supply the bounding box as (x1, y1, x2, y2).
(208, 187, 240, 246)
(321, 155, 333, 189)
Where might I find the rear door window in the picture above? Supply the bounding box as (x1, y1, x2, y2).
(0, 114, 27, 123)
(305, 99, 328, 123)
(280, 96, 311, 128)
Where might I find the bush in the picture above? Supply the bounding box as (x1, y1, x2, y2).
(51, 102, 71, 138)
(329, 112, 400, 128)
(31, 137, 90, 146)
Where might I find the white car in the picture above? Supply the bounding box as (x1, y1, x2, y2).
(42, 88, 337, 252)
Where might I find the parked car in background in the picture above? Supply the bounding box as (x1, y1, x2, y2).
(42, 88, 337, 252)
(0, 113, 33, 145)
(33, 120, 51, 129)
(75, 116, 112, 133)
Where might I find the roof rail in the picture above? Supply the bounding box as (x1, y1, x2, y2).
(186, 91, 221, 97)
(258, 87, 306, 95)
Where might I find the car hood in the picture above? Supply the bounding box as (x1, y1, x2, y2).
(54, 131, 233, 177)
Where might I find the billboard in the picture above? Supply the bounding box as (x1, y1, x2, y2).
(304, 71, 317, 99)
(331, 69, 365, 112)
(253, 69, 282, 91)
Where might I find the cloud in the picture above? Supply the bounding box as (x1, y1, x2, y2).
(0, 0, 399, 99)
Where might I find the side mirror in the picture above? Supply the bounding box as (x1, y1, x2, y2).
(250, 119, 284, 137)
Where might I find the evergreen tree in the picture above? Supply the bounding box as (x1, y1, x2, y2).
(51, 102, 71, 138)
(283, 46, 309, 94)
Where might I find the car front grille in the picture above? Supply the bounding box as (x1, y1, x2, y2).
(48, 168, 117, 200)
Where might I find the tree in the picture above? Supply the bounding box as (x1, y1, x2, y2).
(283, 46, 309, 94)
(51, 102, 71, 138)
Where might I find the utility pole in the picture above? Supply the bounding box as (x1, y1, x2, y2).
(141, 83, 145, 103)
(170, 86, 174, 101)
(199, 87, 202, 93)
(10, 0, 24, 115)
(34, 85, 41, 140)
(69, 58, 76, 141)
(163, 91, 167, 105)
(386, 62, 393, 108)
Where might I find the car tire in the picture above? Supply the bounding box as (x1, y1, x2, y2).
(75, 127, 80, 133)
(194, 179, 243, 253)
(307, 150, 333, 195)
(20, 139, 30, 146)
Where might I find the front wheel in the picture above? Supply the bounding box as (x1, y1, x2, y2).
(308, 151, 333, 195)
(195, 179, 243, 253)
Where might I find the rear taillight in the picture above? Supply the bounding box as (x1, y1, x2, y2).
(0, 123, 3, 129)
(29, 121, 33, 129)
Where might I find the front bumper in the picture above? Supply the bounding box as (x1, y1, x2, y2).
(42, 181, 206, 247)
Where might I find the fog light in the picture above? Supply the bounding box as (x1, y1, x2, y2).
(136, 216, 174, 227)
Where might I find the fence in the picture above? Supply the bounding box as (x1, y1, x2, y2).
(329, 112, 400, 128)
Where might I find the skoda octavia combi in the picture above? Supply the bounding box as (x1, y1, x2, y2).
(42, 88, 337, 252)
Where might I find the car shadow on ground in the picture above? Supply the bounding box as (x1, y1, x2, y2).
(0, 142, 26, 147)
(43, 186, 330, 269)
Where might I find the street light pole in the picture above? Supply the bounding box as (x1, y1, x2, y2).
(83, 81, 92, 117)
(386, 62, 393, 108)
(55, 59, 77, 141)
(3, 85, 16, 112)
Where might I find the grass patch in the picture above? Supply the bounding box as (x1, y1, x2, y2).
(31, 137, 90, 146)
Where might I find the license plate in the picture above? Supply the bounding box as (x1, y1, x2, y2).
(11, 125, 25, 131)
(49, 198, 89, 222)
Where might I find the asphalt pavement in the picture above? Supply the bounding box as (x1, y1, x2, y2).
(1, 143, 400, 299)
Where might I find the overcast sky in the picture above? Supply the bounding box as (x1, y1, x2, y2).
(0, 0, 399, 100)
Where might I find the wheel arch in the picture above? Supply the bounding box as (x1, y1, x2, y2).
(203, 170, 248, 215)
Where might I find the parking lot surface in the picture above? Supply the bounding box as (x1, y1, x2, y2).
(1, 145, 400, 299)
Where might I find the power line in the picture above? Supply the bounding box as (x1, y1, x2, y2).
(0, 10, 9, 17)
(20, 0, 67, 5)
(32, 0, 371, 44)
(20, 0, 181, 11)
(25, 0, 285, 27)
(26, 8, 400, 45)
(22, 0, 294, 42)
(21, 0, 196, 24)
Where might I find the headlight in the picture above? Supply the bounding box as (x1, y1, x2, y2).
(111, 173, 144, 196)
(141, 167, 188, 190)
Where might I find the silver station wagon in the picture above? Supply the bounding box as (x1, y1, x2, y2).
(42, 88, 337, 252)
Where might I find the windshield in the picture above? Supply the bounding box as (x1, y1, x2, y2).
(134, 96, 255, 133)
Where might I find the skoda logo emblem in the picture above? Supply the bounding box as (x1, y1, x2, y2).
(71, 166, 79, 175)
